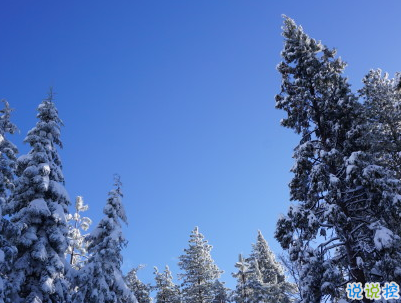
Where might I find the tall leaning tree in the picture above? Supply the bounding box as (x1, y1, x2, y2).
(6, 91, 71, 302)
(275, 16, 401, 303)
(0, 100, 18, 303)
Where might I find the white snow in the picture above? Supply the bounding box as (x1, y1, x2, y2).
(356, 256, 364, 268)
(0, 249, 4, 263)
(329, 174, 339, 185)
(52, 203, 66, 224)
(42, 276, 54, 293)
(374, 226, 394, 250)
(392, 194, 401, 205)
(39, 163, 51, 175)
(346, 165, 356, 176)
(49, 181, 70, 201)
(29, 199, 51, 216)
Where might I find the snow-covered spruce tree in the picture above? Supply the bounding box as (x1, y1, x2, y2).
(0, 205, 17, 303)
(246, 259, 267, 303)
(359, 69, 401, 179)
(66, 196, 92, 270)
(178, 227, 223, 303)
(125, 266, 152, 303)
(5, 90, 71, 303)
(153, 266, 181, 303)
(72, 176, 136, 303)
(0, 100, 18, 303)
(0, 100, 18, 201)
(231, 254, 252, 303)
(275, 16, 401, 302)
(211, 280, 229, 303)
(232, 256, 268, 303)
(247, 231, 295, 303)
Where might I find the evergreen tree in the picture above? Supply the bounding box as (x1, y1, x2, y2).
(247, 231, 295, 303)
(126, 266, 152, 303)
(248, 231, 284, 284)
(359, 69, 401, 178)
(0, 100, 18, 303)
(153, 266, 181, 303)
(72, 176, 136, 303)
(231, 254, 252, 303)
(66, 196, 92, 270)
(232, 257, 268, 303)
(246, 259, 266, 303)
(211, 280, 229, 303)
(0, 205, 17, 303)
(275, 16, 401, 302)
(178, 227, 223, 303)
(231, 232, 295, 303)
(6, 90, 71, 303)
(0, 100, 18, 201)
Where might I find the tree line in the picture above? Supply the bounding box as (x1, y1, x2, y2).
(0, 89, 295, 303)
(126, 228, 296, 303)
(1, 14, 401, 303)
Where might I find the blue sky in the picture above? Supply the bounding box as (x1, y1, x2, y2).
(1, 0, 400, 290)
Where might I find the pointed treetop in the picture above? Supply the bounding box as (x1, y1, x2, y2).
(46, 87, 55, 102)
(113, 173, 123, 197)
(105, 174, 128, 224)
(256, 230, 269, 246)
(0, 100, 18, 136)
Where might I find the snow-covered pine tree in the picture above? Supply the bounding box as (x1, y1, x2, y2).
(178, 227, 223, 303)
(125, 266, 152, 303)
(231, 254, 252, 303)
(211, 280, 229, 303)
(232, 256, 268, 303)
(0, 100, 18, 201)
(246, 259, 266, 303)
(247, 231, 295, 303)
(357, 69, 401, 286)
(0, 205, 17, 303)
(153, 266, 181, 303)
(249, 231, 284, 284)
(72, 176, 136, 303)
(0, 100, 18, 303)
(5, 90, 71, 303)
(66, 196, 92, 270)
(275, 16, 401, 302)
(359, 69, 401, 179)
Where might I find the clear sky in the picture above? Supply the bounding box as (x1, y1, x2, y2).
(1, 0, 400, 291)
